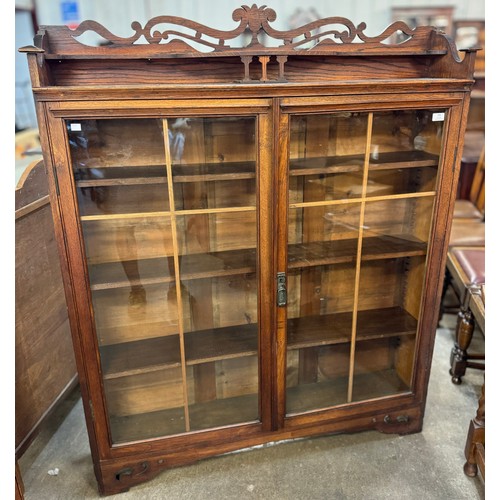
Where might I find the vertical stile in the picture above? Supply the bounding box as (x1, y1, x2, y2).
(347, 112, 373, 403)
(275, 109, 290, 427)
(163, 119, 191, 432)
(258, 111, 273, 431)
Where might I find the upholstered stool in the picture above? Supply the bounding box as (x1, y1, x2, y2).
(440, 223, 485, 322)
(448, 248, 485, 384)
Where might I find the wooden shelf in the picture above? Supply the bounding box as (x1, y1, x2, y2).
(89, 249, 257, 291)
(361, 234, 427, 260)
(75, 165, 168, 187)
(89, 235, 425, 291)
(287, 306, 417, 350)
(189, 393, 258, 431)
(75, 151, 435, 187)
(109, 393, 258, 443)
(99, 307, 415, 380)
(100, 335, 182, 380)
(286, 368, 410, 415)
(368, 150, 439, 171)
(110, 406, 186, 443)
(290, 154, 364, 176)
(172, 161, 255, 183)
(89, 257, 175, 291)
(351, 368, 410, 402)
(74, 162, 256, 184)
(185, 323, 258, 365)
(98, 320, 180, 348)
(288, 234, 427, 269)
(289, 150, 438, 177)
(100, 323, 257, 379)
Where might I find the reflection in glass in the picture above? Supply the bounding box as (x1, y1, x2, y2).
(67, 116, 260, 441)
(285, 108, 444, 414)
(367, 109, 444, 197)
(289, 113, 367, 202)
(166, 116, 259, 430)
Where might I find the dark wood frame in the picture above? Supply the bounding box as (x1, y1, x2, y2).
(21, 5, 476, 495)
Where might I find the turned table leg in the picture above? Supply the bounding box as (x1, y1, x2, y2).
(464, 381, 485, 478)
(450, 287, 475, 384)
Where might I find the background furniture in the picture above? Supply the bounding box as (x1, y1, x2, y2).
(22, 6, 476, 495)
(391, 6, 455, 42)
(446, 249, 485, 383)
(15, 159, 78, 458)
(440, 149, 485, 323)
(454, 145, 485, 219)
(452, 19, 485, 201)
(464, 379, 485, 480)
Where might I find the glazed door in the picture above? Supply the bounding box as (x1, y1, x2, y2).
(61, 107, 273, 444)
(277, 104, 449, 419)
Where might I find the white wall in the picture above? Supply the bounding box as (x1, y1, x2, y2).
(15, 0, 484, 130)
(32, 0, 484, 35)
(15, 10, 38, 130)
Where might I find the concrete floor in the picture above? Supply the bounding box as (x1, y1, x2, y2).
(18, 314, 485, 499)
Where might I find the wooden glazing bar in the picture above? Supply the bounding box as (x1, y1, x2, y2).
(163, 119, 191, 432)
(79, 206, 257, 221)
(175, 206, 255, 216)
(80, 211, 170, 221)
(289, 191, 436, 209)
(347, 112, 373, 404)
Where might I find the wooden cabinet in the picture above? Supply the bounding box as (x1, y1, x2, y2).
(21, 6, 476, 495)
(15, 159, 78, 457)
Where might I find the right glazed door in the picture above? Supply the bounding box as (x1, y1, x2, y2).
(282, 107, 447, 416)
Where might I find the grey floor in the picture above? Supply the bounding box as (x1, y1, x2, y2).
(18, 314, 485, 500)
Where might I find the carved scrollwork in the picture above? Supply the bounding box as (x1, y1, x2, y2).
(65, 4, 435, 53)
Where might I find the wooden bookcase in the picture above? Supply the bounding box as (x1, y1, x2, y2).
(21, 6, 476, 495)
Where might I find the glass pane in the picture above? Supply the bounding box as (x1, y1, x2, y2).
(289, 113, 367, 202)
(286, 203, 361, 414)
(362, 197, 435, 252)
(169, 116, 259, 430)
(67, 115, 259, 443)
(286, 108, 443, 414)
(353, 196, 435, 402)
(367, 109, 445, 196)
(170, 117, 256, 210)
(352, 255, 426, 402)
(69, 119, 169, 216)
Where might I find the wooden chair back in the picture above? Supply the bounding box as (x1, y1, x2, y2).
(469, 145, 485, 214)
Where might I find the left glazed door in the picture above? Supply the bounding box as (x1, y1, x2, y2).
(63, 112, 270, 444)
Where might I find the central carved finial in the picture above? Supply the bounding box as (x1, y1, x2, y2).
(232, 5, 277, 45)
